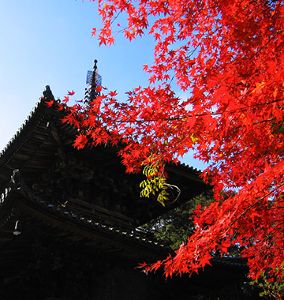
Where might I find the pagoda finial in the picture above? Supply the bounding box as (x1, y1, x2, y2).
(84, 59, 102, 104)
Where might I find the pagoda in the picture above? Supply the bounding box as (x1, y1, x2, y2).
(0, 62, 259, 300)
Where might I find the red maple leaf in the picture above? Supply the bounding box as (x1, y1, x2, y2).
(62, 96, 69, 103)
(96, 86, 102, 92)
(91, 27, 96, 37)
(45, 100, 54, 108)
(73, 134, 88, 150)
(67, 90, 75, 96)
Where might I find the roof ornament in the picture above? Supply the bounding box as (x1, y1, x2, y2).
(43, 85, 55, 101)
(10, 169, 21, 190)
(13, 220, 21, 236)
(84, 59, 102, 104)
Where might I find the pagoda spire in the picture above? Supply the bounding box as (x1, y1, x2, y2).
(84, 59, 102, 103)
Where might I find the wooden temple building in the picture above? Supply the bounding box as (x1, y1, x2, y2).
(0, 66, 261, 299)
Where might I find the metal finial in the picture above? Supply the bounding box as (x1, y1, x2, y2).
(93, 59, 98, 71)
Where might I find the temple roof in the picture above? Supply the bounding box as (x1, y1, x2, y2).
(0, 86, 210, 260)
(0, 87, 205, 187)
(0, 87, 209, 217)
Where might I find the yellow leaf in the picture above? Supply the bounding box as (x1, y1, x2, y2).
(252, 81, 265, 94)
(190, 133, 199, 144)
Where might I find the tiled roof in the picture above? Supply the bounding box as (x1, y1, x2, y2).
(0, 99, 43, 160)
(0, 179, 167, 257)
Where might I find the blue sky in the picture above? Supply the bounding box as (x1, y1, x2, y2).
(0, 0, 206, 170)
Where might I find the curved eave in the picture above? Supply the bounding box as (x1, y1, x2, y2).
(0, 100, 51, 188)
(0, 99, 76, 192)
(0, 100, 44, 162)
(0, 186, 247, 269)
(17, 189, 167, 261)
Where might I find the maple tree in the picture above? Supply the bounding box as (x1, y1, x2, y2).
(47, 0, 284, 296)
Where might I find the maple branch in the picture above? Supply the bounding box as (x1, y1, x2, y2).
(226, 182, 284, 233)
(96, 97, 283, 125)
(111, 11, 122, 25)
(164, 183, 181, 204)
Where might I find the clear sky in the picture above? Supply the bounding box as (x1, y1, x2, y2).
(0, 0, 206, 170)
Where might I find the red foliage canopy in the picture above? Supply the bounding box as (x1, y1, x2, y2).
(51, 0, 284, 284)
